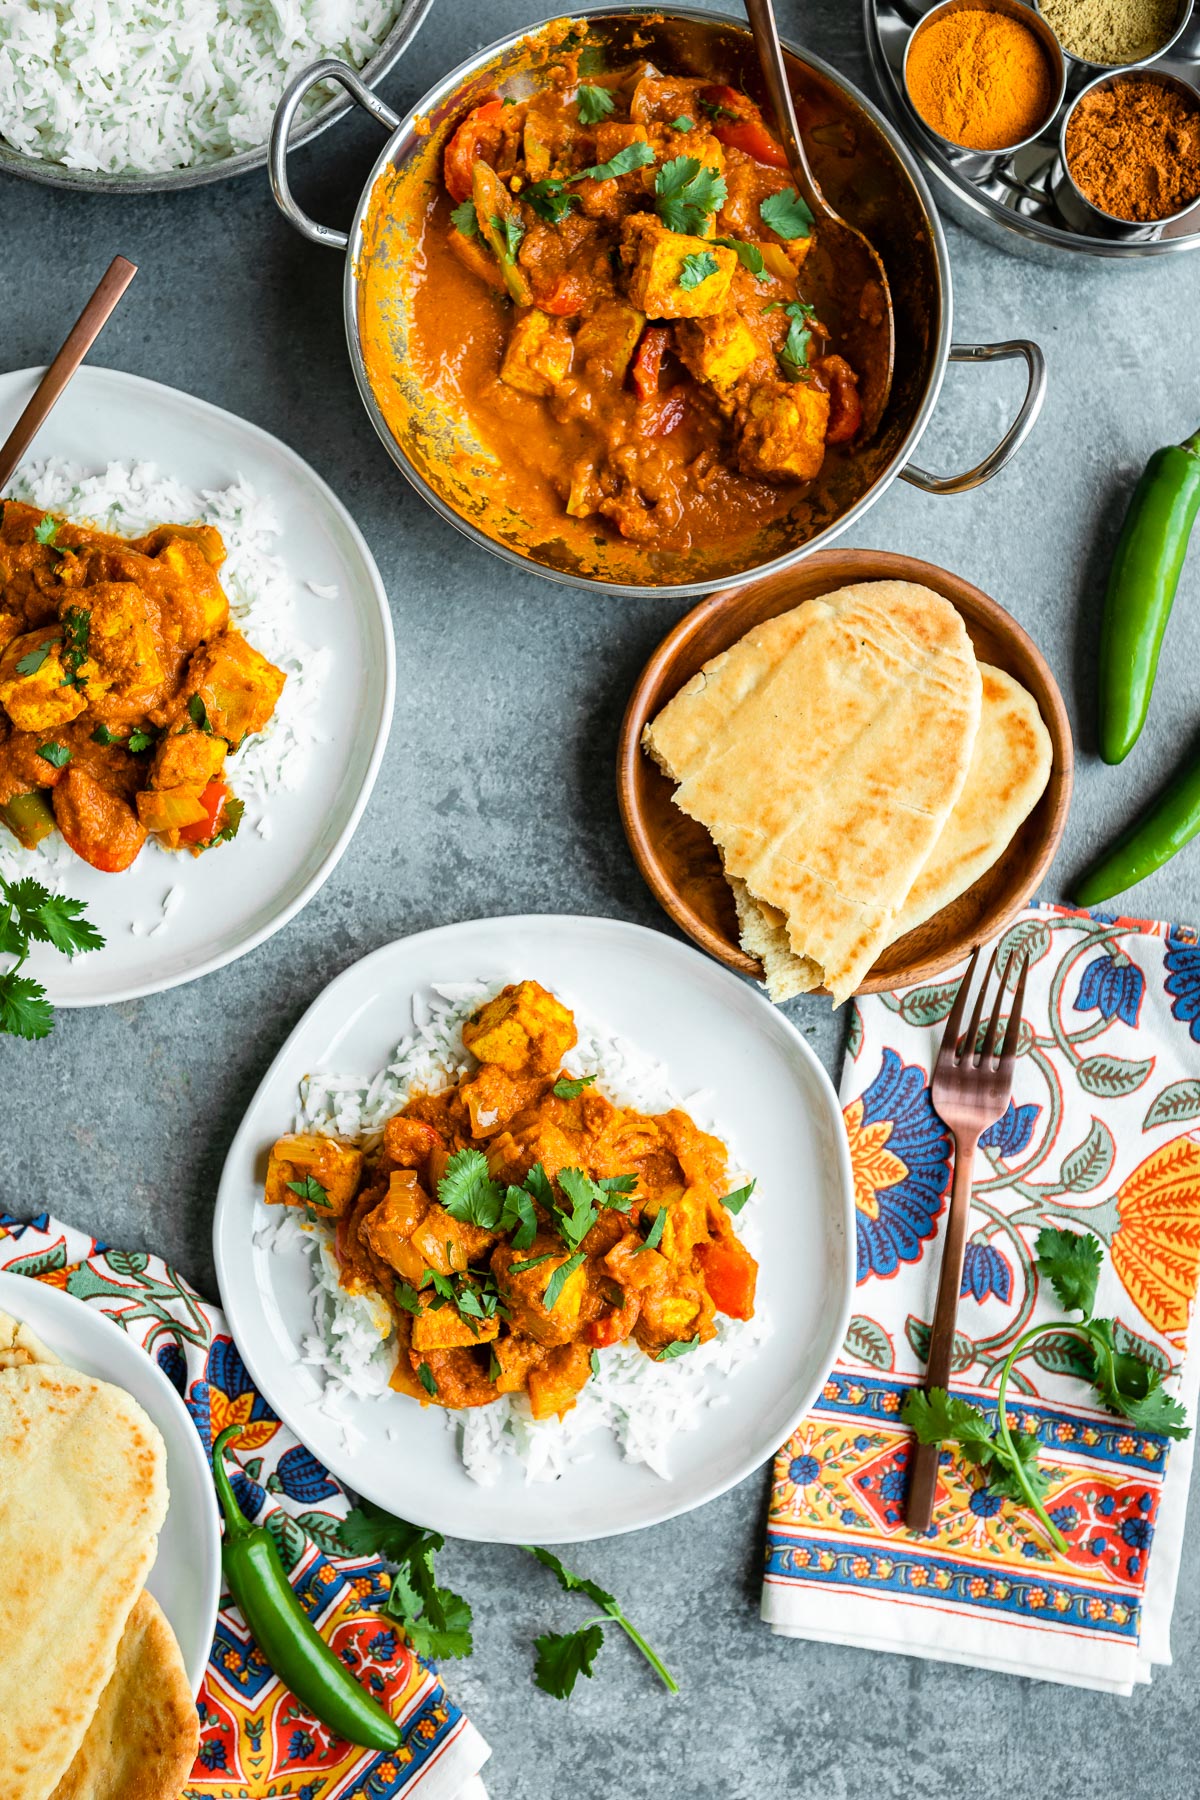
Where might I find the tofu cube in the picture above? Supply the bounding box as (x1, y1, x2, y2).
(527, 1342, 592, 1420)
(149, 727, 227, 793)
(0, 629, 95, 733)
(410, 1301, 500, 1352)
(621, 216, 735, 320)
(573, 301, 646, 382)
(84, 582, 165, 698)
(462, 979, 577, 1075)
(675, 308, 765, 406)
(152, 536, 230, 642)
(592, 121, 649, 165)
(735, 378, 830, 482)
(186, 628, 285, 746)
(500, 309, 574, 398)
(264, 1132, 363, 1216)
(409, 1202, 495, 1274)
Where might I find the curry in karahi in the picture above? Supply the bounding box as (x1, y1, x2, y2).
(265, 980, 758, 1419)
(382, 44, 867, 569)
(0, 502, 284, 872)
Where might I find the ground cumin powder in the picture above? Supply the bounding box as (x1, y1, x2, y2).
(1066, 77, 1200, 219)
(906, 7, 1056, 150)
(1038, 0, 1179, 66)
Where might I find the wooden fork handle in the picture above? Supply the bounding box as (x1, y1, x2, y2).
(906, 1127, 980, 1532)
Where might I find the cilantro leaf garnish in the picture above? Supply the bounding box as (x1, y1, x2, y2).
(188, 693, 214, 734)
(575, 140, 656, 182)
(509, 1251, 556, 1274)
(285, 1174, 330, 1207)
(450, 198, 478, 237)
(597, 1172, 637, 1212)
(0, 875, 104, 1040)
(499, 1182, 538, 1249)
(576, 84, 615, 125)
(553, 1072, 597, 1098)
(638, 1203, 667, 1253)
(534, 1624, 605, 1698)
(759, 187, 813, 240)
(698, 95, 738, 122)
(780, 301, 813, 374)
(36, 742, 69, 769)
(678, 250, 720, 290)
(671, 115, 694, 131)
(34, 515, 61, 546)
(490, 210, 525, 262)
(903, 1227, 1190, 1555)
(127, 727, 155, 753)
(543, 1250, 586, 1311)
(719, 1179, 755, 1215)
(59, 606, 91, 688)
(523, 1162, 556, 1211)
(210, 794, 244, 846)
(417, 1361, 438, 1396)
(15, 638, 56, 677)
(488, 1347, 502, 1382)
(393, 1280, 422, 1315)
(715, 236, 767, 280)
(554, 1167, 600, 1249)
(524, 177, 577, 224)
(438, 1146, 503, 1228)
(92, 723, 156, 752)
(655, 156, 727, 234)
(589, 1348, 601, 1376)
(524, 1546, 678, 1696)
(1034, 1225, 1102, 1316)
(656, 1334, 700, 1362)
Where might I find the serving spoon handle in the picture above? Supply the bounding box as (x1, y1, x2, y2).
(0, 255, 137, 494)
(742, 0, 895, 437)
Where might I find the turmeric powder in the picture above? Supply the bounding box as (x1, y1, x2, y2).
(906, 6, 1057, 151)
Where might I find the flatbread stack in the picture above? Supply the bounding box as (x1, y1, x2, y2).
(644, 582, 1053, 1005)
(0, 1309, 199, 1800)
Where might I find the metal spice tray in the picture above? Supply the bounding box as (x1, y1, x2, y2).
(864, 0, 1200, 261)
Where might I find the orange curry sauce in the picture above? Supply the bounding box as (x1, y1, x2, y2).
(360, 38, 867, 584)
(0, 502, 284, 872)
(265, 980, 758, 1419)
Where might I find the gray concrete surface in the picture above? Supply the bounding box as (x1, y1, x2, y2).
(2, 1, 1200, 1793)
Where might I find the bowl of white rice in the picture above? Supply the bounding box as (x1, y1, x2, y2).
(0, 0, 435, 191)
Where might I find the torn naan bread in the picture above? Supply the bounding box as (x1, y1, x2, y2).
(0, 1364, 169, 1800)
(644, 582, 982, 1003)
(50, 1590, 199, 1800)
(0, 1308, 60, 1370)
(734, 661, 1053, 1001)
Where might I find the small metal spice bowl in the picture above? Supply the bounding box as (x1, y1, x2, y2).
(902, 0, 1067, 175)
(1033, 0, 1194, 77)
(1058, 66, 1200, 237)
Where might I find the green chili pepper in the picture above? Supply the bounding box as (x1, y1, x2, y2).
(1074, 755, 1200, 906)
(0, 789, 56, 850)
(211, 1425, 402, 1751)
(1099, 427, 1200, 765)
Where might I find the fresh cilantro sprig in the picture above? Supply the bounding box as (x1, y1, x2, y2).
(92, 722, 156, 752)
(759, 187, 813, 240)
(553, 1072, 596, 1099)
(671, 114, 694, 132)
(450, 198, 478, 237)
(719, 1179, 755, 1215)
(779, 300, 813, 375)
(34, 514, 61, 547)
(655, 156, 726, 234)
(576, 83, 615, 124)
(575, 140, 656, 183)
(438, 1146, 503, 1226)
(0, 874, 104, 1041)
(285, 1174, 330, 1207)
(36, 742, 70, 769)
(524, 177, 576, 224)
(526, 1546, 678, 1698)
(337, 1504, 675, 1697)
(902, 1228, 1189, 1553)
(339, 1503, 473, 1659)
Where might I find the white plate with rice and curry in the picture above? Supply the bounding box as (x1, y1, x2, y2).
(213, 914, 856, 1544)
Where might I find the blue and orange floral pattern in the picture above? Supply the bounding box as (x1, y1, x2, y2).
(844, 1049, 952, 1283)
(768, 904, 1200, 1685)
(0, 1217, 489, 1800)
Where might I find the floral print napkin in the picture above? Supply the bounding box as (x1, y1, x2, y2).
(0, 1212, 490, 1798)
(763, 904, 1200, 1693)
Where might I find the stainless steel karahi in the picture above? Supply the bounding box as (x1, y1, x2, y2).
(0, 0, 434, 194)
(270, 5, 1046, 598)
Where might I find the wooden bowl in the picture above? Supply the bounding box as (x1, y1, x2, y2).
(618, 549, 1074, 997)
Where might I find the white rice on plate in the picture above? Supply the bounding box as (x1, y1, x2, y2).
(255, 980, 771, 1485)
(0, 0, 404, 176)
(0, 457, 330, 910)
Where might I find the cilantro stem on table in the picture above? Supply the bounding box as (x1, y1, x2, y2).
(524, 1546, 678, 1698)
(902, 1228, 1189, 1554)
(0, 875, 104, 1040)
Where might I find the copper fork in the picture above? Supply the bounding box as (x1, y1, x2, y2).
(905, 942, 1032, 1532)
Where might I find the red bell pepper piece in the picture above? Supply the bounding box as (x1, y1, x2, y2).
(443, 97, 507, 204)
(817, 355, 863, 444)
(178, 777, 228, 846)
(699, 85, 788, 169)
(698, 1237, 758, 1320)
(631, 325, 670, 400)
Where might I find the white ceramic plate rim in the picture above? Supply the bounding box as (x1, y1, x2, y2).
(0, 1268, 221, 1694)
(2, 364, 396, 1008)
(212, 914, 856, 1543)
